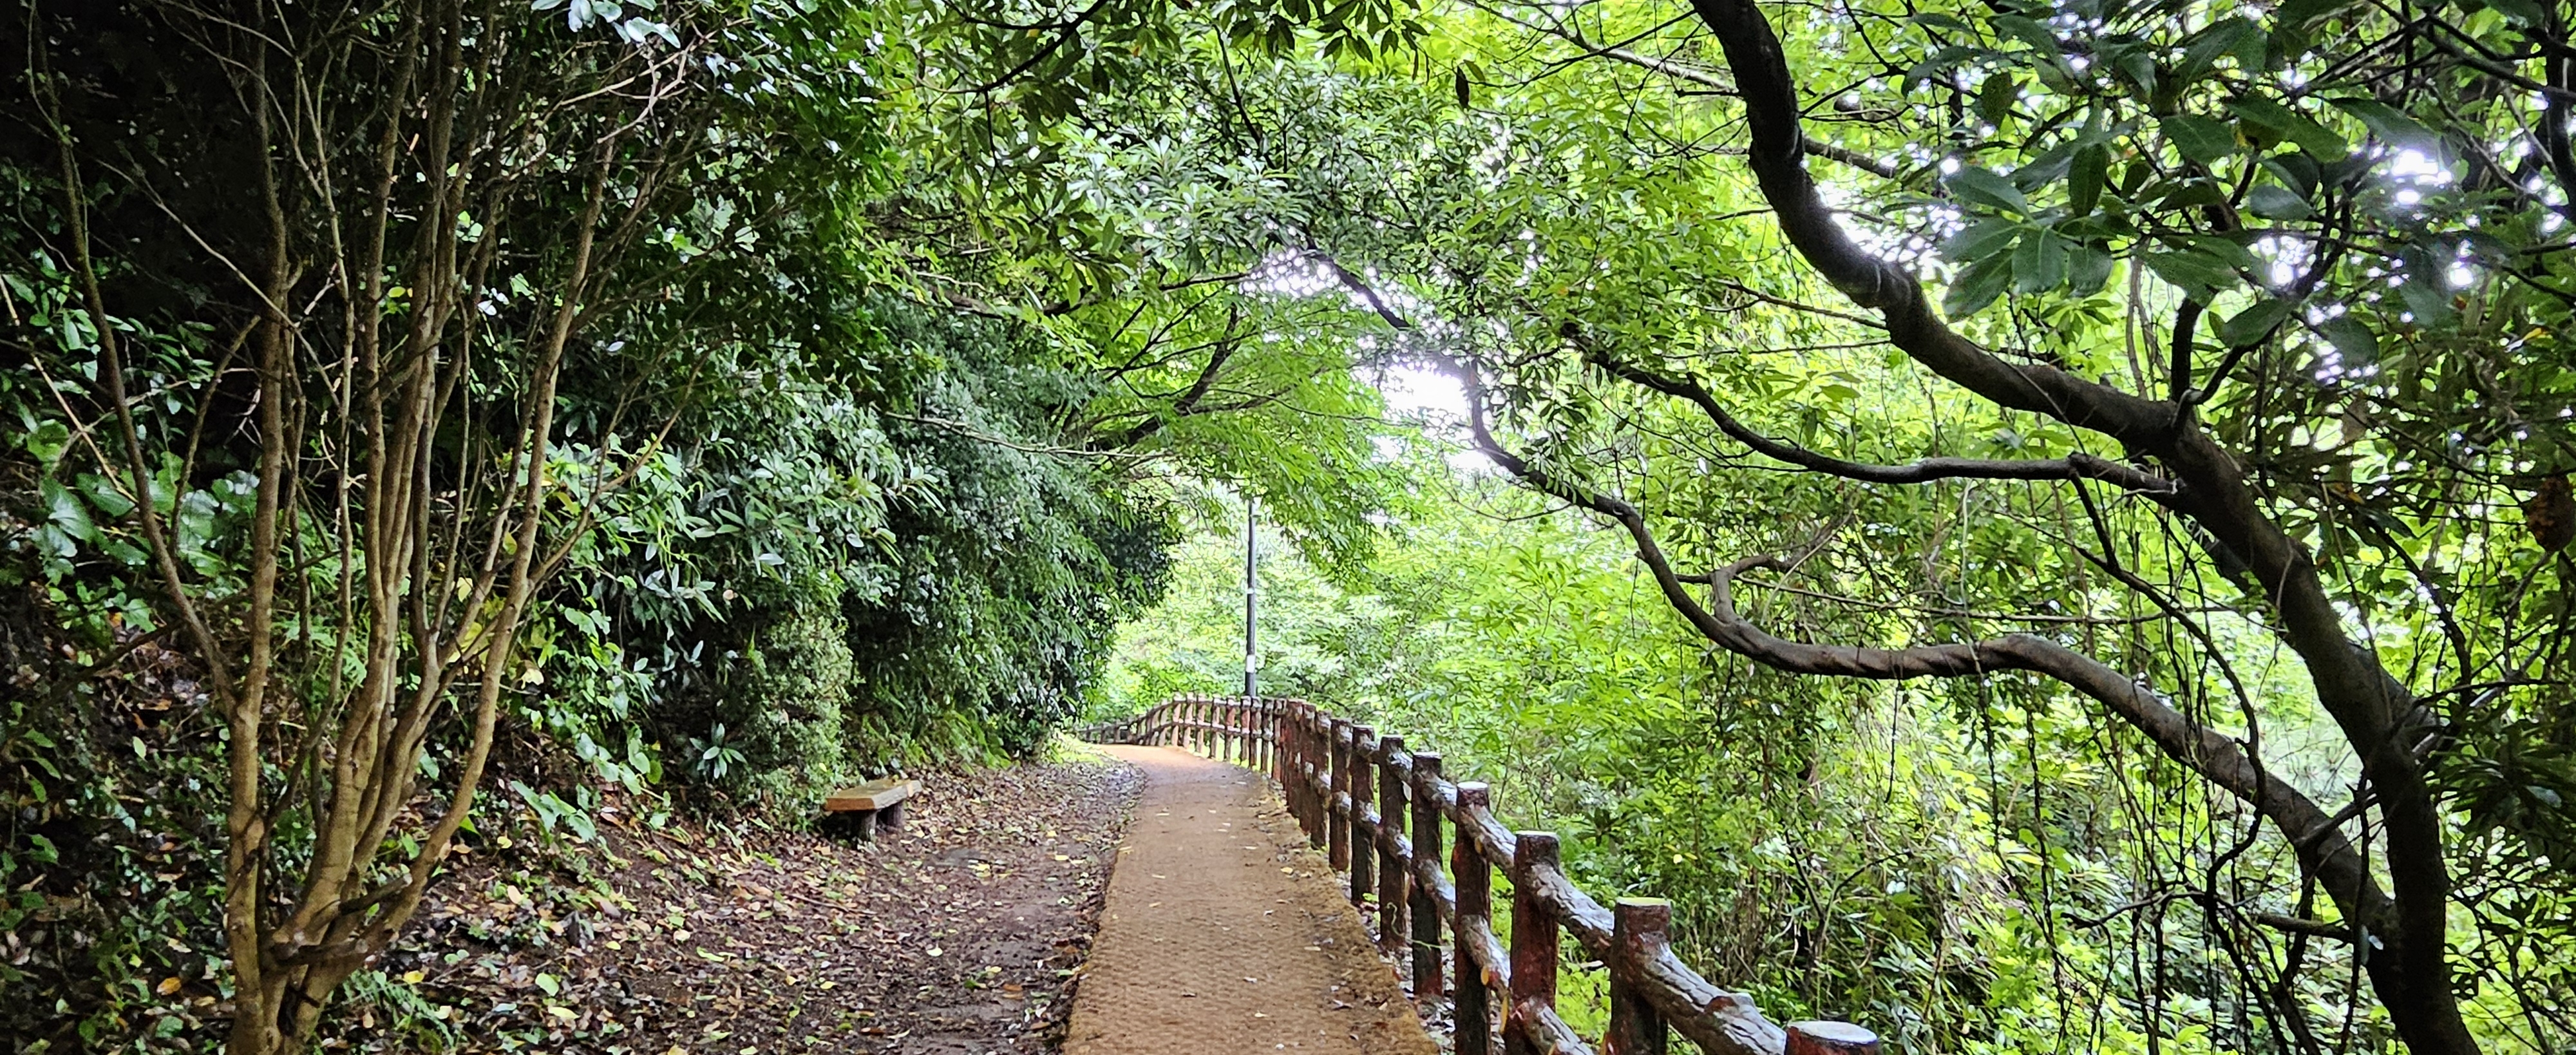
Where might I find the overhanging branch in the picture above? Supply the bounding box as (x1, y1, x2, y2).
(1444, 353, 2393, 954)
(1586, 348, 2177, 493)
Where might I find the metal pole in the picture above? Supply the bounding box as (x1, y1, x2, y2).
(1244, 493, 1258, 698)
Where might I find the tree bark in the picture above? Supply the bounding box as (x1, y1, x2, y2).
(1643, 1, 2477, 1048)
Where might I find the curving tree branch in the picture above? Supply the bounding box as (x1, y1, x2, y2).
(1582, 345, 2178, 493)
(1445, 358, 2393, 954)
(1676, 2, 2471, 1049)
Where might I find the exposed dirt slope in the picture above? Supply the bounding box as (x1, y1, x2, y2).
(362, 756, 1141, 1054)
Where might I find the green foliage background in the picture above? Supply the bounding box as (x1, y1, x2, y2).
(5, 0, 2575, 1049)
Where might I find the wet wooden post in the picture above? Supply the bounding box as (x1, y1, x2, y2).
(1608, 898, 1671, 1055)
(1375, 734, 1408, 952)
(1349, 726, 1377, 908)
(1786, 1023, 1880, 1055)
(1506, 832, 1561, 1055)
(1288, 707, 1305, 829)
(1408, 752, 1444, 1000)
(1303, 708, 1327, 848)
(1453, 783, 1494, 1055)
(1267, 700, 1284, 791)
(1283, 705, 1305, 832)
(1328, 718, 1353, 867)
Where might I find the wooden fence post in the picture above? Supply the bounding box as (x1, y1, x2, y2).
(1328, 719, 1353, 870)
(1608, 898, 1671, 1055)
(1408, 752, 1444, 1000)
(1283, 704, 1303, 830)
(1506, 832, 1560, 1055)
(1375, 734, 1408, 953)
(1269, 701, 1287, 794)
(1349, 726, 1377, 908)
(1454, 782, 1494, 1055)
(1258, 698, 1273, 774)
(1785, 1023, 1880, 1055)
(1303, 708, 1327, 849)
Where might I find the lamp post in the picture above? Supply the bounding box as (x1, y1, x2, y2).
(1243, 493, 1258, 699)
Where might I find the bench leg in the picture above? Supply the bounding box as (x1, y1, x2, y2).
(855, 810, 878, 841)
(879, 800, 907, 832)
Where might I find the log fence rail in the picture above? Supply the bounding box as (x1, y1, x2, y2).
(1076, 694, 1879, 1055)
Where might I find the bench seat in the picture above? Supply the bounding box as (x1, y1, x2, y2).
(824, 777, 922, 839)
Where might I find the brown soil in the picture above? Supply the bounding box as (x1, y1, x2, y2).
(363, 755, 1142, 1054)
(1064, 746, 1437, 1055)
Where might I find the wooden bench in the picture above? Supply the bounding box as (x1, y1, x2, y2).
(824, 777, 922, 840)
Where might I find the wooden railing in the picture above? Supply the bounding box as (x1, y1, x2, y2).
(1077, 694, 1881, 1055)
(1073, 693, 1282, 774)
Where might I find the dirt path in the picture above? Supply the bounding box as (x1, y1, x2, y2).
(1065, 746, 1436, 1055)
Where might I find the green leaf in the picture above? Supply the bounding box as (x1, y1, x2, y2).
(2479, 0, 2548, 24)
(2068, 243, 2116, 295)
(1990, 15, 2063, 60)
(2226, 97, 2349, 160)
(2013, 229, 2069, 293)
(2247, 184, 2314, 221)
(2184, 233, 2263, 272)
(41, 479, 100, 545)
(22, 420, 70, 465)
(1943, 218, 2023, 263)
(2014, 145, 2075, 191)
(2069, 143, 2111, 216)
(76, 473, 135, 518)
(2161, 115, 2237, 165)
(2313, 315, 2380, 363)
(1945, 252, 2016, 318)
(2179, 19, 2260, 81)
(2104, 41, 2157, 99)
(2141, 249, 2241, 297)
(1976, 73, 2020, 126)
(2400, 271, 2457, 324)
(2329, 97, 2437, 147)
(1945, 166, 2029, 214)
(2277, 0, 2360, 28)
(2219, 298, 2295, 346)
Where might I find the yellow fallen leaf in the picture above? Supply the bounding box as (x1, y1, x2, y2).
(156, 977, 182, 996)
(401, 970, 424, 985)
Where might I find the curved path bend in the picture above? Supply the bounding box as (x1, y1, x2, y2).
(1066, 746, 1436, 1055)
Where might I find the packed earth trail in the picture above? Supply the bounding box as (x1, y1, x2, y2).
(1065, 746, 1438, 1055)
